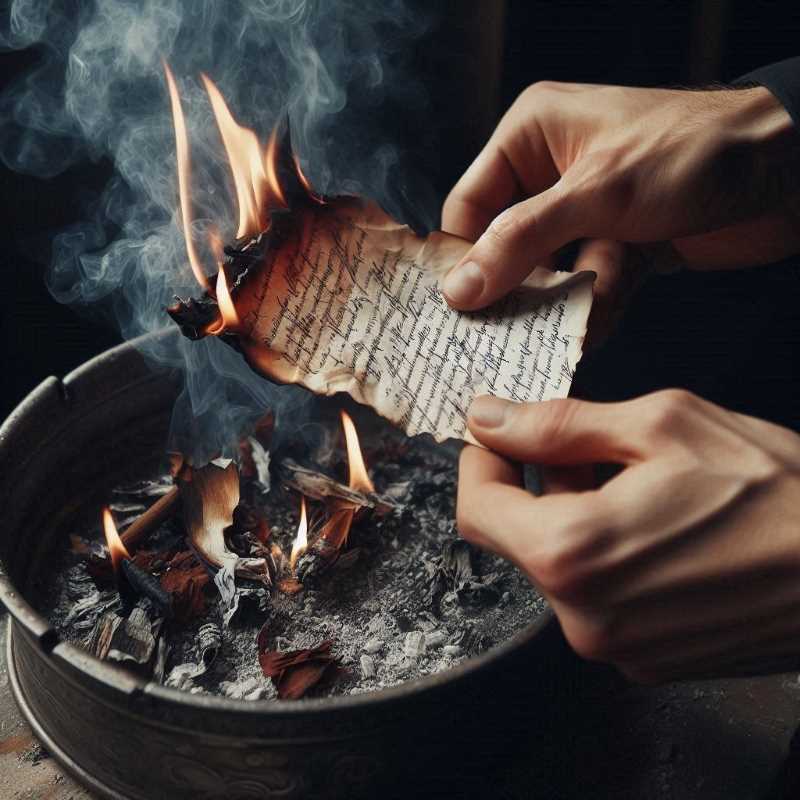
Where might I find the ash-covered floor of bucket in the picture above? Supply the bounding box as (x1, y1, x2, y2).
(40, 418, 546, 701)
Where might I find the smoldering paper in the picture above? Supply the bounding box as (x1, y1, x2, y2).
(232, 200, 595, 443)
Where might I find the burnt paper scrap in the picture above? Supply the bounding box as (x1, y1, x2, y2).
(258, 637, 345, 700)
(171, 199, 595, 443)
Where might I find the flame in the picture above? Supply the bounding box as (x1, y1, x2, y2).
(319, 506, 355, 551)
(293, 153, 323, 204)
(341, 410, 374, 493)
(208, 228, 225, 266)
(320, 412, 372, 551)
(164, 62, 211, 292)
(265, 127, 288, 208)
(290, 496, 308, 572)
(102, 507, 130, 574)
(201, 73, 286, 239)
(205, 267, 240, 335)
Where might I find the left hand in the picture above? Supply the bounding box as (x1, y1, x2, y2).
(458, 390, 800, 683)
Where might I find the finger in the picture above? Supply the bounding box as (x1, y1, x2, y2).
(467, 396, 647, 466)
(457, 445, 522, 557)
(442, 90, 561, 242)
(458, 444, 596, 570)
(573, 238, 626, 347)
(441, 145, 522, 243)
(442, 182, 581, 310)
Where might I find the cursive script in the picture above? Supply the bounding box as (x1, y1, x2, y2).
(241, 200, 594, 442)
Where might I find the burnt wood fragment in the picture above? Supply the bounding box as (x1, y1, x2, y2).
(280, 458, 398, 515)
(120, 558, 173, 618)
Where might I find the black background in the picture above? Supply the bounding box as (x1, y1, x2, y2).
(1, 0, 799, 426)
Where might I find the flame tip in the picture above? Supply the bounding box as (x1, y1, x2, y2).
(102, 506, 130, 570)
(341, 410, 374, 494)
(289, 496, 309, 572)
(165, 60, 212, 293)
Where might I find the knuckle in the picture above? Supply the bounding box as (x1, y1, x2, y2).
(640, 389, 697, 437)
(520, 80, 560, 105)
(533, 502, 599, 598)
(533, 545, 583, 599)
(742, 448, 783, 488)
(482, 206, 531, 251)
(527, 398, 581, 442)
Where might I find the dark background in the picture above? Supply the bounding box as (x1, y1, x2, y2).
(1, 0, 799, 425)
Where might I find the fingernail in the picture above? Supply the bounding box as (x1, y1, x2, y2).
(442, 261, 483, 306)
(469, 395, 509, 429)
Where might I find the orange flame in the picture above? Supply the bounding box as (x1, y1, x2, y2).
(290, 496, 308, 572)
(341, 410, 374, 493)
(208, 228, 225, 266)
(265, 127, 288, 209)
(293, 153, 324, 204)
(164, 62, 211, 292)
(102, 507, 130, 574)
(201, 73, 287, 239)
(320, 412, 372, 551)
(319, 506, 355, 552)
(205, 267, 240, 335)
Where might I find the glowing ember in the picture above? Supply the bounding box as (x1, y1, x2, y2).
(102, 507, 130, 574)
(290, 497, 309, 572)
(201, 73, 285, 239)
(163, 61, 211, 292)
(341, 410, 374, 493)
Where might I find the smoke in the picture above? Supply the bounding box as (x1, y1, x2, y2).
(0, 0, 437, 461)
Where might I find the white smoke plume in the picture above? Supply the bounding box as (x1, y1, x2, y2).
(0, 0, 436, 460)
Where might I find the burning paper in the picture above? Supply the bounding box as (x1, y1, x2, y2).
(166, 70, 594, 444)
(178, 458, 270, 625)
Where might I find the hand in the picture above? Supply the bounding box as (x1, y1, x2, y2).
(441, 82, 800, 320)
(458, 390, 800, 683)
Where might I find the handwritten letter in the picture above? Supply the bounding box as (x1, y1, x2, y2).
(239, 200, 594, 443)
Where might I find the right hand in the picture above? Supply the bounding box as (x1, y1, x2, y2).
(458, 391, 800, 683)
(441, 82, 800, 327)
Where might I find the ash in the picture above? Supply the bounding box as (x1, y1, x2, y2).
(41, 427, 546, 700)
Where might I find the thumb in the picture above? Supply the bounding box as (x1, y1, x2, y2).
(442, 181, 580, 311)
(467, 395, 643, 465)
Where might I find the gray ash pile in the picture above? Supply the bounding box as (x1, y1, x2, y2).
(40, 409, 546, 700)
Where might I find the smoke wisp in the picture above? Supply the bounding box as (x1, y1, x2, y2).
(1, 0, 436, 460)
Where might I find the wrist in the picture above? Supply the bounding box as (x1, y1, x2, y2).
(728, 86, 796, 152)
(712, 86, 800, 221)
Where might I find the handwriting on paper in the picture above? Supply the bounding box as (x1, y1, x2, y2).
(239, 200, 594, 443)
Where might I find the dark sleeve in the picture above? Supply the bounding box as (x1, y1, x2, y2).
(735, 57, 800, 128)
